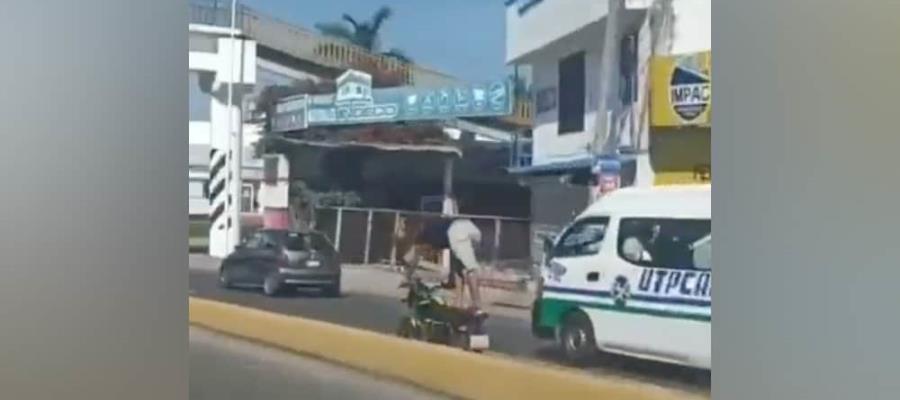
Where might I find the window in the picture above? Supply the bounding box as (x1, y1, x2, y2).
(619, 34, 638, 104)
(617, 218, 712, 270)
(241, 185, 255, 212)
(255, 231, 282, 249)
(692, 235, 712, 270)
(558, 51, 585, 134)
(552, 217, 609, 258)
(263, 157, 278, 184)
(244, 233, 263, 249)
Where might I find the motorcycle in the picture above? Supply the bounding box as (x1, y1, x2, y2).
(395, 271, 490, 352)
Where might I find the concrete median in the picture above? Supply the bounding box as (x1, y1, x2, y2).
(189, 296, 706, 400)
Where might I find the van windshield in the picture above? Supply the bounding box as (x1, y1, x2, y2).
(553, 217, 609, 258)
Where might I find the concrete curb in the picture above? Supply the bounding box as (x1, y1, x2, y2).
(189, 297, 705, 400)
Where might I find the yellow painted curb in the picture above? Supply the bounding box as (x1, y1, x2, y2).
(189, 297, 706, 400)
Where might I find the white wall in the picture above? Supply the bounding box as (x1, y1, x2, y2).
(529, 48, 604, 165)
(189, 121, 211, 146)
(669, 0, 711, 54)
(506, 0, 610, 63)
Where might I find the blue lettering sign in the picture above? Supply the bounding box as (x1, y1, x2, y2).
(695, 272, 711, 297)
(679, 271, 696, 296)
(653, 270, 668, 292)
(635, 268, 711, 299)
(638, 269, 653, 291)
(665, 271, 682, 294)
(270, 69, 514, 128)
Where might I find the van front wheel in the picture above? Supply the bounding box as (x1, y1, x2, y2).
(559, 311, 597, 365)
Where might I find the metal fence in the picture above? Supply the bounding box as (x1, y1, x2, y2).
(190, 1, 245, 28)
(313, 207, 532, 272)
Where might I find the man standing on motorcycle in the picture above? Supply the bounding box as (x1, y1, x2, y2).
(399, 216, 485, 314)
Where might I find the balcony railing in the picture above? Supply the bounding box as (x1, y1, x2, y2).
(189, 1, 244, 28)
(189, 1, 452, 87)
(313, 42, 414, 85)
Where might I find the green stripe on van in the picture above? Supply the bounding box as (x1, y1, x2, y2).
(537, 297, 711, 328)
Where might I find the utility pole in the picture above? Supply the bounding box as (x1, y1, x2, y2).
(587, 0, 623, 202)
(227, 0, 243, 251)
(590, 0, 623, 157)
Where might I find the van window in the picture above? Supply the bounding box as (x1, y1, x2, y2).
(553, 217, 609, 258)
(617, 218, 711, 270)
(692, 235, 712, 270)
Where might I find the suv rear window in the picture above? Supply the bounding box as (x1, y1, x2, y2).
(283, 232, 335, 254)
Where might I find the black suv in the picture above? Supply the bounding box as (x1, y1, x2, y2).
(218, 229, 341, 297)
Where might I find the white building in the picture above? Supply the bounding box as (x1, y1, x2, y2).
(504, 0, 710, 256)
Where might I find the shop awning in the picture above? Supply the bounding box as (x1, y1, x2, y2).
(507, 156, 594, 175)
(272, 136, 463, 157)
(507, 153, 640, 176)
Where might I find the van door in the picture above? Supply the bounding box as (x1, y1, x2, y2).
(607, 217, 712, 367)
(540, 217, 610, 329)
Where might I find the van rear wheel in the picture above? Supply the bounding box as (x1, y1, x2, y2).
(559, 311, 597, 365)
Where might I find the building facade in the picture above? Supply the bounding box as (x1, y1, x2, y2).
(504, 0, 711, 258)
(188, 0, 458, 256)
(648, 0, 711, 185)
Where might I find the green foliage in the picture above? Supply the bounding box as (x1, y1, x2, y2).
(315, 6, 413, 62)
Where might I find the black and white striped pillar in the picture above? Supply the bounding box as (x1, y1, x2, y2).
(208, 94, 241, 258)
(208, 146, 231, 257)
(208, 148, 229, 230)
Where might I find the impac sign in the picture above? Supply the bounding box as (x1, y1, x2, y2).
(651, 51, 711, 127)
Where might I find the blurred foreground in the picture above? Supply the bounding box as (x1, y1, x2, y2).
(189, 327, 447, 400)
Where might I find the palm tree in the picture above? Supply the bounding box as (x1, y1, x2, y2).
(314, 6, 411, 62)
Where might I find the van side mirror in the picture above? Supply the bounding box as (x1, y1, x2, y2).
(540, 234, 555, 261)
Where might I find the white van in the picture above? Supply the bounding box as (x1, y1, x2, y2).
(531, 184, 711, 369)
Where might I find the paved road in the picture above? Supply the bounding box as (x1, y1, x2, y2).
(190, 327, 448, 400)
(189, 269, 710, 396)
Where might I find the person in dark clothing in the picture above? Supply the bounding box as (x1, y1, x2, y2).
(415, 217, 464, 289)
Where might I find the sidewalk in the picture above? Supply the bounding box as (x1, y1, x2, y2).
(189, 254, 535, 318)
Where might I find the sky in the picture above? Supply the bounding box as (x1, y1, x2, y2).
(241, 0, 510, 82)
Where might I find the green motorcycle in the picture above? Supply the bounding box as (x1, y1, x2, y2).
(396, 273, 490, 352)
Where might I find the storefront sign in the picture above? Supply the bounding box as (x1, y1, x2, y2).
(651, 51, 711, 127)
(272, 69, 514, 128)
(270, 95, 308, 132)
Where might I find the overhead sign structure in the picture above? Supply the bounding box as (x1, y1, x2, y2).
(269, 94, 308, 132)
(269, 70, 514, 130)
(651, 51, 711, 128)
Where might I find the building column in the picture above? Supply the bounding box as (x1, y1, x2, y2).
(204, 36, 256, 258)
(442, 157, 458, 215)
(259, 154, 291, 230)
(441, 156, 457, 270)
(208, 91, 243, 258)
